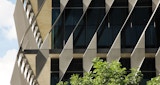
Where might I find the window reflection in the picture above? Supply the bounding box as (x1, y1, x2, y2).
(51, 0, 160, 50)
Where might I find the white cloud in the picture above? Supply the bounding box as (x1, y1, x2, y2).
(0, 0, 18, 85)
(0, 49, 17, 85)
(0, 0, 17, 40)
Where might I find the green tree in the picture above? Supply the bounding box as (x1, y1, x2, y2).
(147, 76, 160, 85)
(57, 57, 143, 85)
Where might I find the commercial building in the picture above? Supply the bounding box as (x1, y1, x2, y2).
(11, 0, 160, 85)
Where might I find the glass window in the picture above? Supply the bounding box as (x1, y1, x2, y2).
(51, 59, 59, 85)
(52, 8, 83, 49)
(52, 9, 60, 24)
(113, 0, 128, 7)
(53, 13, 64, 49)
(109, 8, 128, 25)
(136, 0, 152, 6)
(51, 73, 59, 85)
(154, 8, 160, 48)
(51, 59, 59, 71)
(86, 8, 105, 45)
(66, 58, 83, 71)
(145, 21, 157, 48)
(140, 58, 156, 79)
(74, 8, 105, 49)
(52, 0, 60, 7)
(98, 22, 111, 48)
(98, 8, 128, 48)
(65, 9, 83, 42)
(66, 0, 82, 7)
(74, 20, 87, 48)
(62, 58, 83, 81)
(121, 7, 152, 48)
(90, 0, 105, 7)
(119, 58, 130, 71)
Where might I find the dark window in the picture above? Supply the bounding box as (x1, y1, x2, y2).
(74, 8, 105, 49)
(52, 9, 60, 24)
(52, 8, 83, 49)
(119, 58, 130, 71)
(109, 8, 128, 25)
(97, 19, 110, 48)
(51, 73, 59, 85)
(98, 8, 128, 48)
(66, 0, 82, 7)
(113, 0, 128, 7)
(86, 8, 105, 45)
(51, 59, 59, 85)
(52, 0, 60, 7)
(53, 13, 64, 49)
(62, 58, 83, 81)
(64, 9, 83, 42)
(153, 7, 160, 48)
(140, 58, 156, 79)
(66, 58, 83, 71)
(90, 0, 105, 7)
(136, 0, 152, 6)
(73, 18, 86, 48)
(145, 21, 157, 48)
(121, 7, 152, 48)
(51, 59, 59, 71)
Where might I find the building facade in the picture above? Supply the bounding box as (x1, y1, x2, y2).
(11, 0, 160, 85)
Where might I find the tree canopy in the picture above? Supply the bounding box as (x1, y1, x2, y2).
(57, 57, 143, 85)
(147, 76, 160, 85)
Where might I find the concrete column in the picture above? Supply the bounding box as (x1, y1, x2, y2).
(107, 0, 138, 62)
(83, 0, 92, 12)
(60, 0, 69, 12)
(26, 5, 32, 18)
(29, 12, 34, 24)
(29, 75, 34, 85)
(21, 59, 27, 73)
(105, 0, 114, 14)
(24, 65, 29, 78)
(59, 33, 73, 80)
(18, 53, 24, 67)
(131, 0, 160, 70)
(27, 70, 32, 82)
(83, 33, 97, 72)
(156, 47, 160, 75)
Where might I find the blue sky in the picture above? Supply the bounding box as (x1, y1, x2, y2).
(9, 0, 16, 3)
(0, 0, 18, 57)
(0, 33, 18, 57)
(0, 0, 18, 85)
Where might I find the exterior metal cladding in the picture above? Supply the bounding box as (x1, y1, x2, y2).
(11, 0, 160, 85)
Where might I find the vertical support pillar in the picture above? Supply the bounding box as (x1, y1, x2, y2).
(21, 59, 27, 73)
(59, 33, 73, 80)
(27, 70, 32, 82)
(59, 0, 92, 80)
(105, 0, 114, 14)
(60, 0, 69, 12)
(83, 33, 97, 72)
(107, 0, 138, 62)
(18, 53, 24, 67)
(131, 35, 145, 70)
(83, 0, 92, 12)
(154, 0, 160, 74)
(156, 47, 160, 75)
(29, 75, 34, 85)
(131, 0, 160, 70)
(83, 0, 115, 72)
(24, 65, 29, 78)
